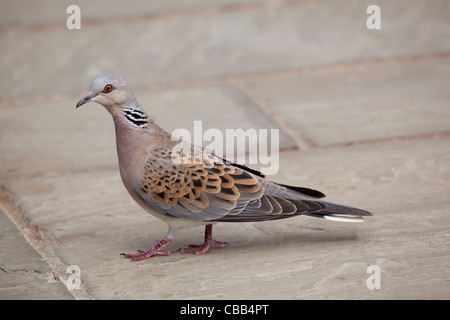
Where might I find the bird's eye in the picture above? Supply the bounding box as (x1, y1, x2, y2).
(103, 84, 114, 93)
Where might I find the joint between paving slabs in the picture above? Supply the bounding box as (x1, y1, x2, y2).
(0, 184, 93, 300)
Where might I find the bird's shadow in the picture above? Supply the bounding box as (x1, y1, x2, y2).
(228, 228, 360, 251)
(170, 223, 364, 256)
(122, 224, 365, 260)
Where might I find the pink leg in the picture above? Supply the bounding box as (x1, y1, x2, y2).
(122, 236, 175, 262)
(181, 224, 227, 255)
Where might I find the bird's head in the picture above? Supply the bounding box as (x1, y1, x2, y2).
(76, 74, 137, 109)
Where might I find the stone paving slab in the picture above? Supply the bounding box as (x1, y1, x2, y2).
(0, 98, 117, 177)
(0, 209, 73, 299)
(0, 0, 269, 29)
(246, 57, 450, 146)
(1, 0, 450, 100)
(138, 84, 296, 152)
(1, 0, 450, 300)
(2, 136, 449, 299)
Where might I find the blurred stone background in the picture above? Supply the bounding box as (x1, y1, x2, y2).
(0, 0, 449, 299)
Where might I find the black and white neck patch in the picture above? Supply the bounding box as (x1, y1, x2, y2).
(123, 105, 149, 128)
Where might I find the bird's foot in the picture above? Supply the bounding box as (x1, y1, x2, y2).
(122, 248, 171, 261)
(181, 239, 227, 255)
(180, 224, 227, 255)
(121, 236, 174, 261)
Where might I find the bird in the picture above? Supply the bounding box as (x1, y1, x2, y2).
(76, 74, 372, 261)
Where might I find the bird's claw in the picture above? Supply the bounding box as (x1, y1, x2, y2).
(121, 249, 171, 261)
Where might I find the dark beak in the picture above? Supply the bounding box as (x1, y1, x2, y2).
(76, 93, 97, 108)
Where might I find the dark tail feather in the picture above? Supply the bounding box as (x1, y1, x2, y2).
(307, 201, 373, 223)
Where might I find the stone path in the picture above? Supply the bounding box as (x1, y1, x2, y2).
(1, 0, 449, 299)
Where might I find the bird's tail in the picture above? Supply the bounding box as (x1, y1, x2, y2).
(306, 200, 373, 223)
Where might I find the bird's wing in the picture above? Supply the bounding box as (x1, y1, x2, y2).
(217, 177, 328, 222)
(133, 140, 318, 222)
(135, 140, 370, 222)
(135, 141, 264, 221)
